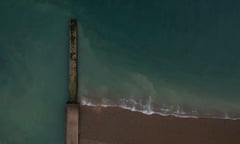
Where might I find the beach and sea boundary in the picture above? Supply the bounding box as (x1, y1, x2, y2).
(79, 105, 240, 144)
(66, 19, 240, 144)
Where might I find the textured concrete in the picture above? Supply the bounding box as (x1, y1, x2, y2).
(69, 19, 78, 102)
(65, 104, 80, 144)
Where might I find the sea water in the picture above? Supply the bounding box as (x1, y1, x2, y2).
(77, 0, 240, 118)
(1, 0, 240, 143)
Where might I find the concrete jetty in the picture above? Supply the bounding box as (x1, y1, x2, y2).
(65, 19, 80, 144)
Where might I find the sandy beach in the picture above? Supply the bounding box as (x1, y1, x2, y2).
(79, 105, 240, 144)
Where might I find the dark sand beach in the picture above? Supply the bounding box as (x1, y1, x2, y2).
(79, 106, 240, 144)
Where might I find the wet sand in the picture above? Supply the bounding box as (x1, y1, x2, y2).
(79, 105, 240, 144)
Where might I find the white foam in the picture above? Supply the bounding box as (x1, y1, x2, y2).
(80, 98, 240, 120)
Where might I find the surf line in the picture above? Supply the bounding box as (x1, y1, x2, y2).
(65, 19, 80, 144)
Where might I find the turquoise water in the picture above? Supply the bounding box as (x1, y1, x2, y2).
(77, 0, 240, 117)
(1, 0, 240, 143)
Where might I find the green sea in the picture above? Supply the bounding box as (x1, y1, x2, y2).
(1, 0, 240, 143)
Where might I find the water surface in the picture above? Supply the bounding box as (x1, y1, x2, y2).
(1, 0, 240, 143)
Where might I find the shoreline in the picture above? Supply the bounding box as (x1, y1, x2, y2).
(80, 101, 240, 120)
(79, 105, 240, 144)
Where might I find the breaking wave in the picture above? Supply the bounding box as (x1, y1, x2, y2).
(80, 96, 240, 120)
